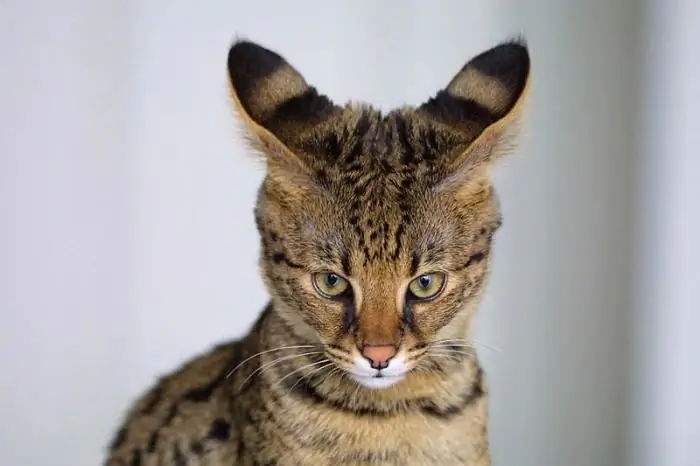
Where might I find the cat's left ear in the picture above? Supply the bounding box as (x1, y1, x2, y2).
(419, 38, 531, 184)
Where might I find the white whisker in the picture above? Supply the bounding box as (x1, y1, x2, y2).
(285, 362, 335, 395)
(427, 352, 465, 362)
(473, 339, 502, 354)
(238, 351, 321, 390)
(321, 366, 343, 385)
(276, 359, 330, 388)
(225, 344, 317, 380)
(429, 338, 502, 354)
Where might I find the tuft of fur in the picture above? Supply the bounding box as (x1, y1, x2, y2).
(105, 37, 530, 465)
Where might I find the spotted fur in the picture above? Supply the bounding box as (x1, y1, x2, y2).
(105, 37, 531, 465)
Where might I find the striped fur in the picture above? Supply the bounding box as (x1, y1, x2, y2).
(105, 38, 530, 465)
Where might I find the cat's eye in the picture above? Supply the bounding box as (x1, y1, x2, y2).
(407, 272, 447, 301)
(312, 272, 350, 298)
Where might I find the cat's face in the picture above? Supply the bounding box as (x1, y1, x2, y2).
(228, 39, 530, 388)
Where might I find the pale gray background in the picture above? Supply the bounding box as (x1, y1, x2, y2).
(2, 1, 698, 465)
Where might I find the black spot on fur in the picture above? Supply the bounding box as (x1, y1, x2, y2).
(394, 115, 413, 163)
(172, 444, 186, 466)
(236, 435, 246, 458)
(140, 386, 163, 414)
(182, 346, 238, 404)
(392, 224, 405, 259)
(462, 251, 486, 270)
(129, 449, 141, 466)
(163, 404, 178, 426)
(270, 252, 303, 269)
(207, 419, 231, 441)
(146, 431, 158, 453)
(403, 302, 418, 333)
(340, 250, 351, 276)
(422, 367, 485, 419)
(183, 383, 215, 403)
(190, 440, 204, 455)
(342, 300, 357, 332)
(410, 250, 421, 276)
(109, 426, 126, 451)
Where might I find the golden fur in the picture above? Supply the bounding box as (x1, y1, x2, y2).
(105, 37, 531, 465)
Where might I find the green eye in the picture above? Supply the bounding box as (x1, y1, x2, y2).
(312, 272, 350, 298)
(407, 272, 447, 300)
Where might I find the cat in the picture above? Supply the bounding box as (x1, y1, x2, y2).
(105, 37, 530, 465)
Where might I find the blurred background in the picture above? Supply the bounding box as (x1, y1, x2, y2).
(1, 0, 698, 465)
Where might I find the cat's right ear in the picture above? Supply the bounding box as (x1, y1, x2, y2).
(227, 40, 340, 186)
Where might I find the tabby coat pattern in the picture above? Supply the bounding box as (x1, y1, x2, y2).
(105, 37, 531, 465)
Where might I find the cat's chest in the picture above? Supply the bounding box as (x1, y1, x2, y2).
(287, 408, 487, 465)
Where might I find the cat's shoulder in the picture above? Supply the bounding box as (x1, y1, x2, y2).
(104, 339, 243, 464)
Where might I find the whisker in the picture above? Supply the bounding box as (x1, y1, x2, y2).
(332, 367, 349, 386)
(350, 377, 363, 407)
(429, 348, 467, 355)
(429, 345, 475, 351)
(286, 362, 335, 395)
(427, 352, 466, 362)
(413, 362, 437, 377)
(432, 338, 470, 344)
(427, 352, 470, 359)
(238, 351, 321, 390)
(321, 366, 343, 386)
(225, 345, 317, 380)
(428, 346, 472, 353)
(429, 338, 502, 354)
(473, 339, 503, 354)
(276, 359, 330, 388)
(430, 342, 474, 347)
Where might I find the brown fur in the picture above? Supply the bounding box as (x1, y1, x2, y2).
(105, 37, 531, 465)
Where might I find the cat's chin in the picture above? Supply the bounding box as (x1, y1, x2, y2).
(349, 373, 405, 389)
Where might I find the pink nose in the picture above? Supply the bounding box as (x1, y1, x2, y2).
(361, 345, 397, 370)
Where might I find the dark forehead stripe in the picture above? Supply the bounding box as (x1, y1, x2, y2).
(300, 110, 450, 171)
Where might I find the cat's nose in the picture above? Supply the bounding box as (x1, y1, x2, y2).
(361, 344, 397, 370)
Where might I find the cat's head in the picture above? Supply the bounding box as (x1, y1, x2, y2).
(227, 38, 530, 389)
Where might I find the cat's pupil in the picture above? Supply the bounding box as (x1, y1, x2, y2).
(325, 274, 339, 287)
(419, 275, 432, 289)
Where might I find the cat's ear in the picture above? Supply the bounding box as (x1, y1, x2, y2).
(227, 40, 340, 185)
(419, 39, 531, 188)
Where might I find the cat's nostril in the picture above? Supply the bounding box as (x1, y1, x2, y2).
(361, 344, 396, 370)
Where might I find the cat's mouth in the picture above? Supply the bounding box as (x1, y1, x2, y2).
(343, 353, 410, 389)
(350, 373, 405, 389)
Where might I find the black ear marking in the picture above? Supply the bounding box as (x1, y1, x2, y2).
(227, 40, 288, 119)
(227, 39, 340, 148)
(420, 38, 530, 138)
(420, 38, 531, 191)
